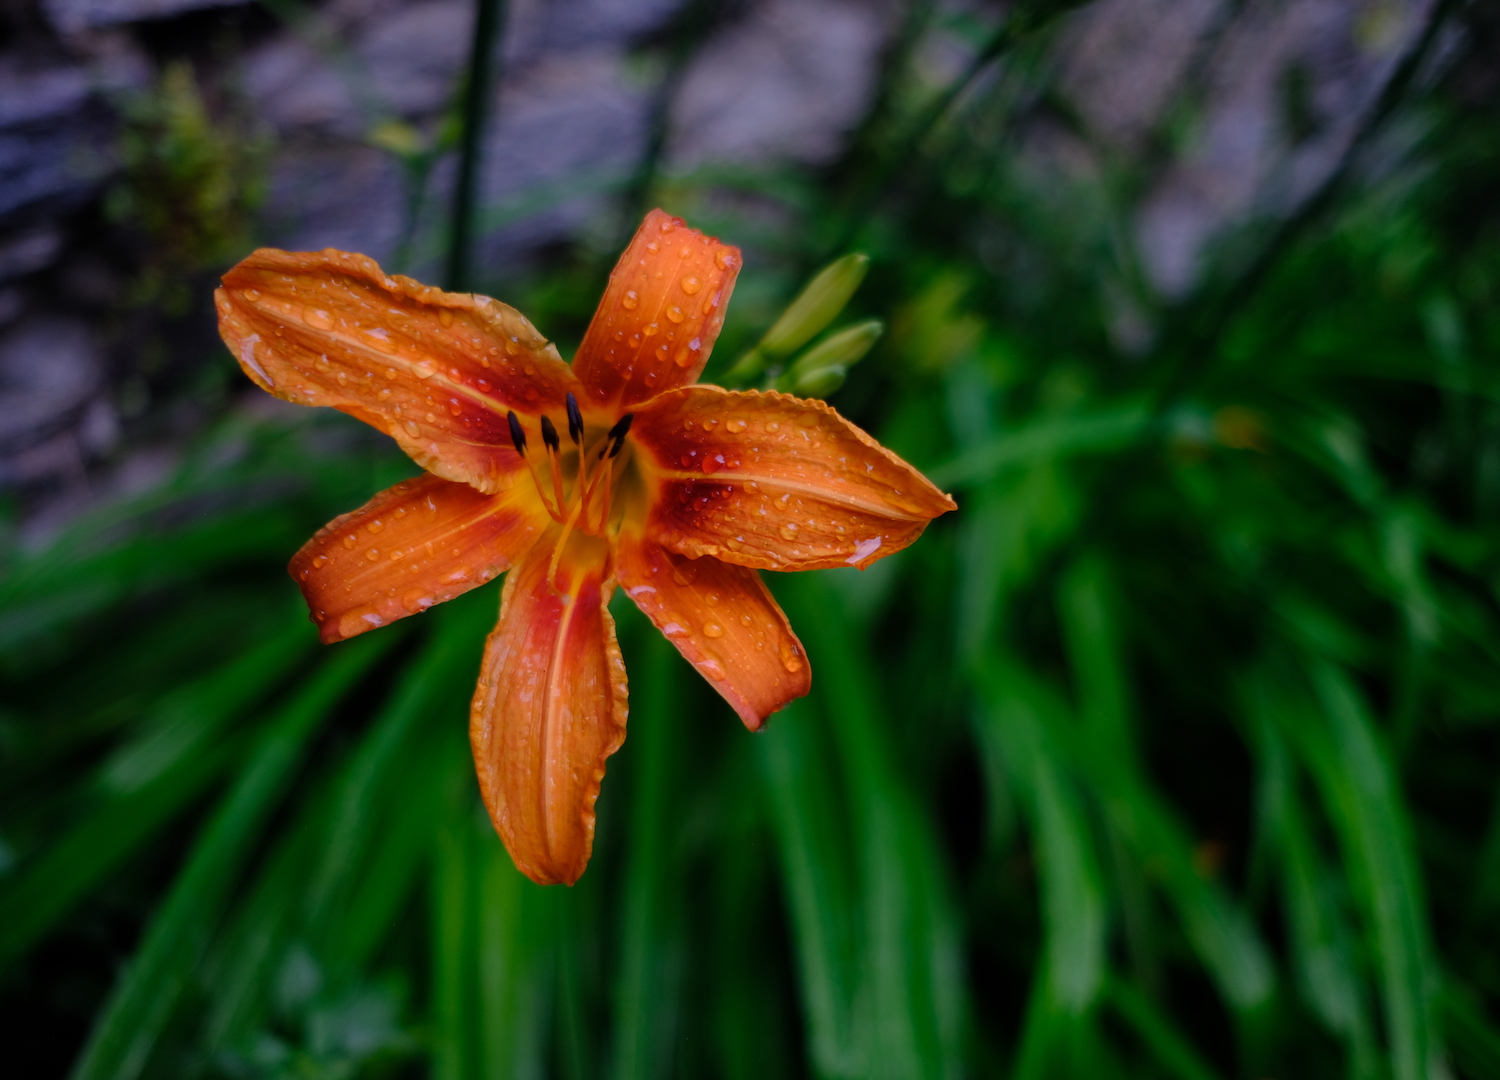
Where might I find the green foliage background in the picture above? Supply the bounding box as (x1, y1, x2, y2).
(6, 1, 1500, 1077)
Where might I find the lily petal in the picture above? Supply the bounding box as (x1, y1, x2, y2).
(470, 531, 628, 886)
(631, 386, 957, 570)
(616, 535, 809, 730)
(217, 248, 582, 493)
(572, 209, 741, 413)
(290, 473, 550, 643)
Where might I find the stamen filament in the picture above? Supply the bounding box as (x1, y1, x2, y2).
(508, 409, 563, 521)
(547, 489, 588, 586)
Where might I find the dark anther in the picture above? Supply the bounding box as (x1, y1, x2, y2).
(607, 413, 634, 458)
(540, 415, 560, 453)
(507, 411, 527, 455)
(566, 392, 584, 445)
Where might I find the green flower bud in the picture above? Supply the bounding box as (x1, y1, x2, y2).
(792, 365, 847, 398)
(760, 253, 870, 360)
(789, 319, 883, 380)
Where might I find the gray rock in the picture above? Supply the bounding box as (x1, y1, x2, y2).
(0, 228, 65, 283)
(1130, 0, 1434, 296)
(42, 0, 246, 35)
(667, 0, 888, 169)
(0, 58, 115, 229)
(0, 316, 104, 450)
(258, 140, 408, 263)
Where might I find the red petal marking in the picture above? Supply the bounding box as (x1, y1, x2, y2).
(616, 535, 809, 730)
(216, 248, 583, 493)
(290, 473, 550, 644)
(572, 209, 741, 413)
(470, 530, 628, 885)
(630, 386, 957, 571)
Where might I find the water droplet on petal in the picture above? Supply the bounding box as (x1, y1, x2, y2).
(366, 548, 381, 562)
(312, 555, 329, 569)
(304, 308, 333, 329)
(404, 420, 421, 436)
(781, 646, 804, 673)
(339, 606, 384, 638)
(666, 305, 685, 323)
(415, 360, 436, 378)
(703, 621, 725, 638)
(403, 589, 436, 612)
(342, 534, 358, 549)
(367, 519, 384, 533)
(680, 275, 701, 294)
(622, 290, 640, 310)
(766, 422, 780, 433)
(726, 418, 747, 433)
(780, 523, 799, 540)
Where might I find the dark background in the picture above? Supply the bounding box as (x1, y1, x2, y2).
(4, 0, 1500, 1077)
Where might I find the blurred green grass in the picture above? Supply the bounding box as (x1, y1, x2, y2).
(7, 0, 1500, 1077)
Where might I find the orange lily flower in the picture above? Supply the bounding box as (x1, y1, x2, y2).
(216, 210, 955, 884)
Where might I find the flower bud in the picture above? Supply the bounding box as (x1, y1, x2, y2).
(760, 253, 870, 360)
(789, 319, 883, 380)
(792, 364, 847, 397)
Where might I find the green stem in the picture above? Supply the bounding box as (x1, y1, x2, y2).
(446, 0, 508, 291)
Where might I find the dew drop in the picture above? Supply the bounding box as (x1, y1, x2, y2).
(700, 657, 727, 680)
(781, 647, 804, 673)
(680, 275, 701, 294)
(666, 305, 685, 323)
(367, 519, 384, 533)
(366, 548, 380, 562)
(714, 248, 736, 270)
(339, 607, 384, 638)
(622, 290, 640, 310)
(448, 399, 463, 416)
(404, 420, 421, 436)
(642, 322, 659, 338)
(304, 307, 334, 329)
(336, 371, 348, 386)
(779, 523, 799, 540)
(726, 418, 747, 433)
(439, 309, 454, 326)
(415, 360, 436, 378)
(403, 589, 436, 612)
(703, 621, 725, 639)
(702, 418, 718, 430)
(767, 422, 780, 433)
(343, 534, 358, 549)
(385, 367, 399, 380)
(740, 614, 753, 626)
(312, 555, 329, 569)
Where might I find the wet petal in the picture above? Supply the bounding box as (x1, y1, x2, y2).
(470, 531, 628, 886)
(291, 473, 550, 644)
(217, 248, 583, 493)
(631, 386, 957, 570)
(616, 535, 809, 730)
(572, 209, 741, 413)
